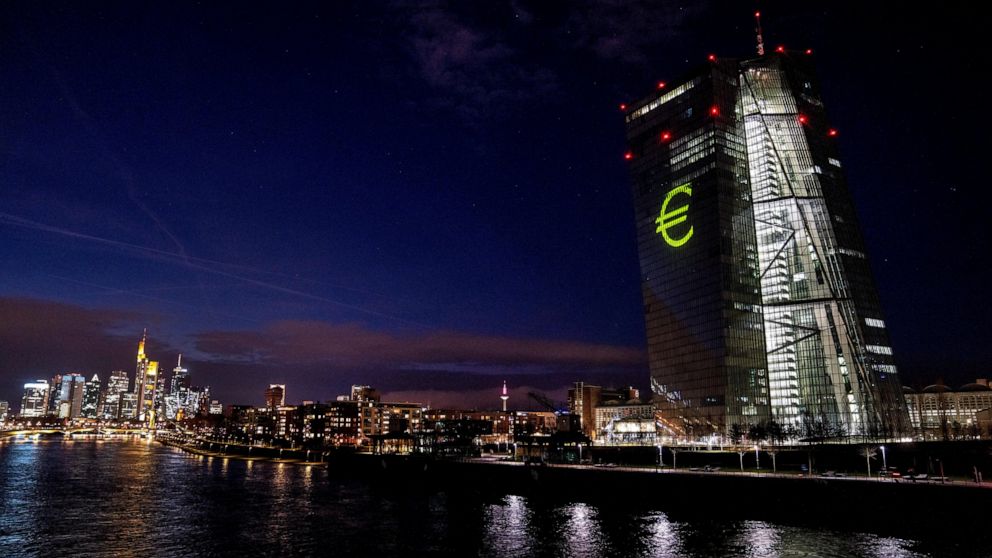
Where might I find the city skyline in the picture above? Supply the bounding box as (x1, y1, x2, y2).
(1, 3, 987, 410)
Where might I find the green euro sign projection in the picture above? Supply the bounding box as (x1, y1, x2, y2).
(655, 183, 693, 247)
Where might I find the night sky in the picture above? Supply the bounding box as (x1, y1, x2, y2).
(1, 2, 986, 410)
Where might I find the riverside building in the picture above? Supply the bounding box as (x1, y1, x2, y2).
(623, 46, 909, 440)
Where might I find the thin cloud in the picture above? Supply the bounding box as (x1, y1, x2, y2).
(398, 3, 558, 122)
(193, 319, 645, 370)
(0, 212, 427, 327)
(562, 1, 700, 64)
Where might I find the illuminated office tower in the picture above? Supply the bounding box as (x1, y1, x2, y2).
(134, 330, 159, 428)
(102, 370, 130, 419)
(265, 384, 286, 408)
(171, 354, 190, 394)
(20, 380, 50, 418)
(738, 53, 907, 437)
(119, 392, 139, 420)
(165, 354, 191, 420)
(51, 373, 86, 419)
(47, 373, 63, 416)
(154, 375, 167, 420)
(623, 49, 908, 439)
(81, 374, 101, 419)
(624, 58, 770, 438)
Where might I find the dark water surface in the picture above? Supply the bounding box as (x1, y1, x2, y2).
(0, 440, 987, 557)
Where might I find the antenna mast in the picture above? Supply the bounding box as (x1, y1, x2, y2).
(755, 11, 765, 56)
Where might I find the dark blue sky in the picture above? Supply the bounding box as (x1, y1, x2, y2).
(1, 1, 986, 408)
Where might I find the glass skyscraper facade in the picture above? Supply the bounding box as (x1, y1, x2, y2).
(624, 51, 909, 439)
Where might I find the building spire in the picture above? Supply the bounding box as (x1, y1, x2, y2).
(177, 353, 182, 367)
(137, 328, 147, 362)
(754, 11, 765, 56)
(500, 380, 509, 412)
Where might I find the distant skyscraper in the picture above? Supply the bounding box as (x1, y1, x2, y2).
(47, 373, 63, 416)
(0, 400, 8, 421)
(265, 384, 286, 408)
(68, 375, 85, 419)
(623, 48, 909, 438)
(165, 354, 190, 420)
(171, 354, 190, 393)
(103, 370, 130, 419)
(51, 373, 86, 419)
(134, 330, 159, 428)
(500, 381, 509, 412)
(20, 380, 50, 418)
(81, 374, 101, 419)
(154, 375, 167, 420)
(119, 392, 139, 420)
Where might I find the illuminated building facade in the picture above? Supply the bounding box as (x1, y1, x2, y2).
(20, 380, 50, 418)
(624, 49, 909, 439)
(51, 373, 86, 419)
(904, 380, 992, 439)
(567, 382, 640, 440)
(119, 392, 138, 420)
(81, 374, 101, 419)
(134, 330, 159, 428)
(102, 370, 130, 419)
(265, 384, 286, 408)
(593, 402, 657, 446)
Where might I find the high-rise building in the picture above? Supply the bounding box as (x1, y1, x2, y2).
(50, 373, 86, 419)
(47, 373, 63, 416)
(265, 384, 286, 408)
(154, 375, 167, 420)
(20, 380, 50, 418)
(623, 47, 909, 439)
(81, 374, 102, 419)
(102, 370, 130, 419)
(134, 330, 159, 428)
(119, 392, 139, 420)
(0, 400, 9, 421)
(171, 354, 190, 394)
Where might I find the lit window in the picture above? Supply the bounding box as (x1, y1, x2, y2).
(867, 345, 893, 355)
(865, 318, 886, 328)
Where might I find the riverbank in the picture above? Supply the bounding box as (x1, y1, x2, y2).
(158, 435, 327, 466)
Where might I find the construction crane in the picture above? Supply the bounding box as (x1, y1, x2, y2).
(527, 391, 559, 413)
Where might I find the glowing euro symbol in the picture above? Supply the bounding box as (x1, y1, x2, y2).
(655, 183, 693, 247)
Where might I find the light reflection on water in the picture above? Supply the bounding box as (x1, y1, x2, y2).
(0, 440, 981, 557)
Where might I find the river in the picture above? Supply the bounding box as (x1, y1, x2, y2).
(0, 439, 986, 557)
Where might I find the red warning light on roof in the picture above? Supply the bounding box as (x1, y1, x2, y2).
(620, 103, 627, 111)
(828, 129, 838, 137)
(657, 81, 666, 89)
(775, 45, 785, 53)
(624, 152, 634, 160)
(805, 49, 813, 55)
(755, 11, 761, 17)
(661, 131, 672, 141)
(709, 106, 720, 116)
(708, 54, 717, 61)
(798, 114, 808, 124)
